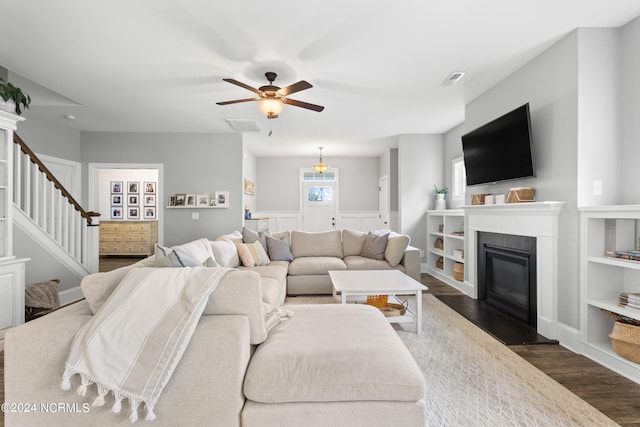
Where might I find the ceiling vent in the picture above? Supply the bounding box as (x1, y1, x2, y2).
(441, 71, 466, 86)
(225, 119, 261, 132)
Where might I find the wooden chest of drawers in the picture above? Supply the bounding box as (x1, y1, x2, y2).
(99, 221, 158, 256)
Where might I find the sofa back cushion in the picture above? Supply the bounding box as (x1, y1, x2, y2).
(342, 229, 366, 257)
(290, 230, 343, 258)
(385, 232, 411, 267)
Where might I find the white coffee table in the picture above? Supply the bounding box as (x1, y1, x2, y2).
(329, 270, 426, 334)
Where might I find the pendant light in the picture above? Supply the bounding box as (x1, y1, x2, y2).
(312, 146, 329, 173)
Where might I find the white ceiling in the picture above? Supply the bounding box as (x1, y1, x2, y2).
(1, 0, 639, 157)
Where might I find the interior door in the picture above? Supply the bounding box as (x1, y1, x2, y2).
(302, 176, 337, 232)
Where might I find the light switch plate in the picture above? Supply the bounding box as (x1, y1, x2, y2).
(192, 212, 199, 220)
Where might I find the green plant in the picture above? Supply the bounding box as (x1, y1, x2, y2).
(433, 185, 448, 194)
(0, 77, 31, 115)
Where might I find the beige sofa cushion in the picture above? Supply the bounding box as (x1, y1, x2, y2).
(288, 256, 347, 276)
(244, 304, 425, 403)
(342, 229, 366, 256)
(343, 255, 405, 273)
(290, 230, 343, 258)
(385, 232, 411, 267)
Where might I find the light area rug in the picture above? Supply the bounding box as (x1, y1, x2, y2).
(284, 294, 617, 426)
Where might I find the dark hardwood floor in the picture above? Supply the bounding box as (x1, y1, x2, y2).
(2, 267, 639, 426)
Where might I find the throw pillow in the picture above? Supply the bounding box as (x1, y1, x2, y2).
(385, 232, 410, 267)
(210, 238, 240, 268)
(203, 256, 220, 267)
(360, 229, 390, 260)
(169, 238, 215, 264)
(155, 249, 202, 267)
(236, 241, 270, 267)
(243, 226, 268, 252)
(266, 235, 294, 262)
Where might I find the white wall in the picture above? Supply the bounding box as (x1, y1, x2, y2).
(16, 112, 82, 162)
(242, 150, 257, 213)
(621, 15, 640, 203)
(398, 134, 443, 256)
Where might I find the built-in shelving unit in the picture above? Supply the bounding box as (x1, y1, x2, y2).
(580, 205, 640, 384)
(426, 209, 465, 292)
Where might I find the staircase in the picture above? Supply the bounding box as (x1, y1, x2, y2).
(12, 133, 100, 288)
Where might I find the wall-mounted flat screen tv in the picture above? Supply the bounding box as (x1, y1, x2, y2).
(461, 103, 535, 186)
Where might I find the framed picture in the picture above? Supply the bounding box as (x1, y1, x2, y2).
(128, 207, 140, 219)
(128, 181, 139, 194)
(144, 195, 156, 206)
(111, 194, 123, 206)
(144, 207, 156, 219)
(144, 181, 156, 194)
(215, 191, 229, 208)
(175, 194, 186, 206)
(128, 195, 139, 206)
(111, 181, 123, 194)
(111, 207, 123, 219)
(186, 194, 196, 207)
(244, 178, 255, 195)
(168, 195, 176, 206)
(197, 193, 210, 207)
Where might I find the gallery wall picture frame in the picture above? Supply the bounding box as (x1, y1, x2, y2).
(244, 178, 255, 195)
(186, 194, 196, 207)
(215, 191, 229, 207)
(144, 207, 156, 219)
(128, 195, 139, 206)
(144, 195, 156, 206)
(175, 194, 186, 206)
(196, 193, 210, 207)
(128, 207, 140, 219)
(111, 194, 123, 206)
(111, 207, 123, 219)
(128, 181, 139, 194)
(111, 181, 123, 194)
(144, 181, 156, 194)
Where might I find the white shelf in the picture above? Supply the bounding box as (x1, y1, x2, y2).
(166, 206, 228, 209)
(426, 210, 465, 289)
(580, 206, 640, 384)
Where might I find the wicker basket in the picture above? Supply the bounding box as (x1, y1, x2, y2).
(609, 321, 640, 363)
(453, 262, 464, 281)
(471, 194, 489, 205)
(377, 302, 408, 317)
(434, 238, 444, 250)
(507, 187, 535, 203)
(436, 257, 444, 270)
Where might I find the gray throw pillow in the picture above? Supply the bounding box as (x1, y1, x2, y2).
(360, 230, 390, 260)
(266, 235, 294, 262)
(243, 226, 268, 252)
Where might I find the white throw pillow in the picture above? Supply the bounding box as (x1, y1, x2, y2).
(210, 238, 240, 268)
(385, 232, 411, 267)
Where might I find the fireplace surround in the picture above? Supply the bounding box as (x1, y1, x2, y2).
(465, 202, 564, 339)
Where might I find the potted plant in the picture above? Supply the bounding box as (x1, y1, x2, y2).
(433, 185, 448, 210)
(433, 185, 448, 199)
(0, 77, 31, 115)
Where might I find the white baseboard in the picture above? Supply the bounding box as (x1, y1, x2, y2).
(556, 322, 580, 352)
(59, 286, 83, 306)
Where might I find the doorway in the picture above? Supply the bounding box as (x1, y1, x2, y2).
(301, 169, 337, 232)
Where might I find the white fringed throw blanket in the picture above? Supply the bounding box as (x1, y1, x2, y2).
(61, 267, 231, 422)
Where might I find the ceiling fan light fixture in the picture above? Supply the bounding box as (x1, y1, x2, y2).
(312, 146, 330, 173)
(258, 97, 283, 119)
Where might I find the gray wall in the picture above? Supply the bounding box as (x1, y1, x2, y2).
(256, 156, 380, 212)
(398, 134, 444, 255)
(444, 27, 630, 330)
(621, 15, 640, 203)
(16, 112, 82, 161)
(81, 132, 243, 246)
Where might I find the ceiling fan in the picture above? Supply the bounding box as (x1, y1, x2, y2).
(217, 71, 325, 119)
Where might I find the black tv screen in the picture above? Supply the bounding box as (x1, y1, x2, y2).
(461, 103, 535, 186)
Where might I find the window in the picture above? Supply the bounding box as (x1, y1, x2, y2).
(452, 156, 466, 202)
(307, 186, 332, 202)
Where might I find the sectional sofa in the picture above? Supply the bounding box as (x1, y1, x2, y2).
(5, 229, 426, 426)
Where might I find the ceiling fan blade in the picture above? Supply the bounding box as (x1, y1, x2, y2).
(283, 98, 325, 112)
(223, 78, 264, 96)
(278, 80, 313, 96)
(216, 98, 260, 105)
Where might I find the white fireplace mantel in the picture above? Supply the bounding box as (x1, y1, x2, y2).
(464, 201, 565, 339)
